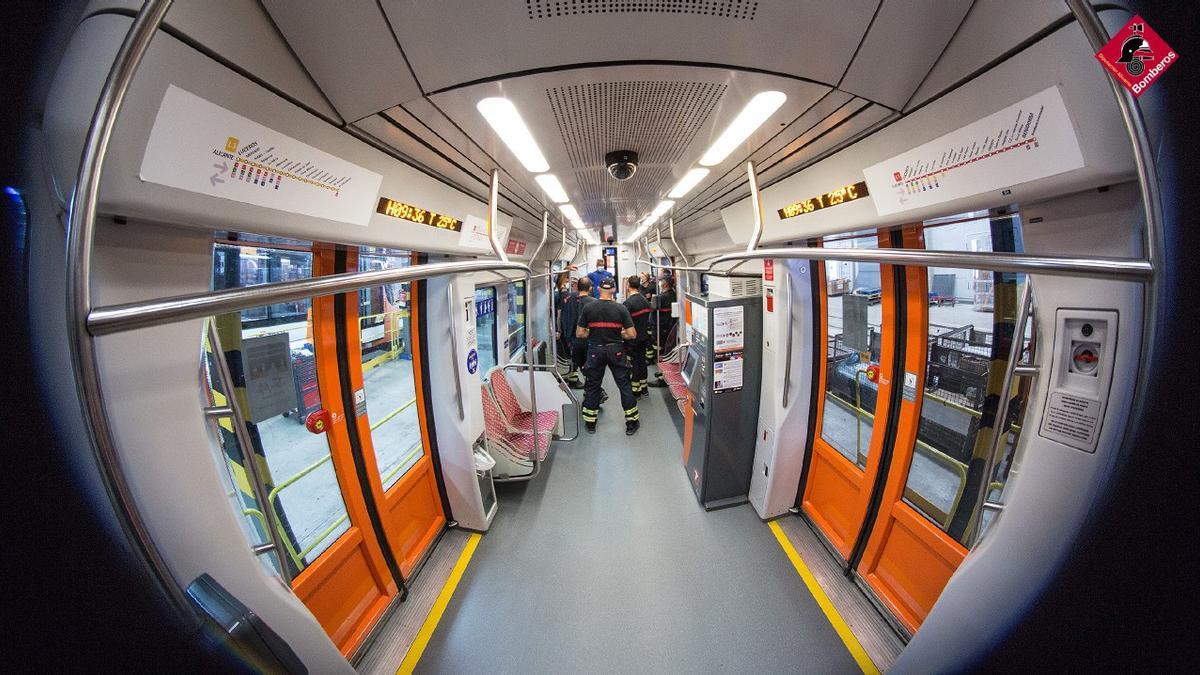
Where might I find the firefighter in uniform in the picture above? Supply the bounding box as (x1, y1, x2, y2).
(648, 274, 678, 386)
(577, 277, 639, 435)
(560, 277, 596, 390)
(623, 275, 652, 397)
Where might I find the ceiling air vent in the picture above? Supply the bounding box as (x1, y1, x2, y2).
(527, 0, 757, 20)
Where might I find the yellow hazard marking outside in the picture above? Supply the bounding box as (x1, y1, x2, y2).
(397, 533, 482, 674)
(768, 520, 879, 675)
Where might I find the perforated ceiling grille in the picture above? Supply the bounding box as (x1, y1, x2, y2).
(547, 81, 725, 169)
(546, 80, 725, 230)
(527, 0, 757, 20)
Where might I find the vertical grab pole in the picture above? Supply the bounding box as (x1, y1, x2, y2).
(206, 321, 293, 584)
(746, 160, 765, 253)
(485, 169, 538, 473)
(970, 280, 1034, 545)
(446, 284, 466, 420)
(63, 0, 192, 620)
(487, 169, 508, 263)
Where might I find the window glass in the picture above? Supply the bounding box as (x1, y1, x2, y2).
(206, 242, 351, 576)
(506, 280, 526, 359)
(901, 214, 1033, 546)
(201, 331, 276, 576)
(357, 248, 424, 491)
(475, 287, 497, 378)
(820, 232, 883, 469)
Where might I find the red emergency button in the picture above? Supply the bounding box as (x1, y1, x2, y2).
(866, 364, 880, 383)
(305, 409, 331, 434)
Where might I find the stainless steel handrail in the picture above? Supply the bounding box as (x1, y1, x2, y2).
(708, 247, 1151, 281)
(971, 280, 1034, 546)
(89, 259, 532, 335)
(64, 0, 189, 621)
(781, 268, 795, 408)
(501, 362, 582, 443)
(745, 161, 765, 253)
(669, 217, 691, 267)
(445, 284, 466, 420)
(1065, 0, 1162, 271)
(487, 169, 508, 263)
(206, 320, 293, 583)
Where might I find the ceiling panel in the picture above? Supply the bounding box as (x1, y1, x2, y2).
(424, 65, 829, 235)
(379, 0, 878, 93)
(838, 0, 973, 110)
(675, 89, 855, 215)
(672, 102, 894, 231)
(905, 0, 1072, 111)
(261, 0, 422, 121)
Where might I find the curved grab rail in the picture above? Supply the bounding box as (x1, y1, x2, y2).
(502, 361, 582, 443)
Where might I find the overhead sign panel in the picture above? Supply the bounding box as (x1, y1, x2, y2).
(863, 86, 1084, 216)
(376, 196, 463, 231)
(140, 85, 382, 226)
(778, 181, 869, 219)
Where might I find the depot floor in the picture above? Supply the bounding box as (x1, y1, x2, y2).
(402, 374, 863, 674)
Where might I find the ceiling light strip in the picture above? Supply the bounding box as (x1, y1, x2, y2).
(699, 91, 787, 167)
(476, 97, 550, 173)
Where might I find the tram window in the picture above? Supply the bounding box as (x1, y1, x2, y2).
(820, 232, 883, 469)
(204, 241, 352, 575)
(505, 280, 526, 359)
(357, 248, 424, 490)
(901, 213, 1033, 545)
(200, 329, 276, 575)
(475, 287, 498, 378)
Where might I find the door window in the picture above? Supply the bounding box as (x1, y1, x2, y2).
(475, 287, 498, 377)
(901, 214, 1033, 545)
(505, 280, 526, 359)
(357, 249, 424, 491)
(207, 242, 351, 575)
(820, 233, 884, 469)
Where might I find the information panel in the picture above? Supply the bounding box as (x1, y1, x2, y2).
(140, 85, 382, 226)
(863, 86, 1084, 216)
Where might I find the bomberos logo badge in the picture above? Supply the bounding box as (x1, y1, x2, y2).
(1094, 15, 1178, 98)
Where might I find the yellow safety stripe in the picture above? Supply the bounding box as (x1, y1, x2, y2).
(768, 521, 879, 675)
(397, 533, 482, 674)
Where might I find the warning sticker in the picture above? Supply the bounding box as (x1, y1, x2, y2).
(1039, 391, 1102, 452)
(140, 85, 382, 225)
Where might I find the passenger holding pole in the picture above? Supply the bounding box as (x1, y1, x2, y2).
(623, 275, 652, 397)
(577, 277, 639, 435)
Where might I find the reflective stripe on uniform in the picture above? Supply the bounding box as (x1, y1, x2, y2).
(588, 321, 625, 329)
(624, 407, 639, 421)
(582, 406, 599, 422)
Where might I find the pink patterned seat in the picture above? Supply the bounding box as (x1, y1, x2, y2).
(480, 384, 550, 461)
(659, 361, 682, 374)
(487, 367, 558, 435)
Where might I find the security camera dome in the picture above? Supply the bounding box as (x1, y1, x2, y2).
(605, 150, 639, 181)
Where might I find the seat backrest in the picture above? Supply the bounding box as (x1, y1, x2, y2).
(480, 384, 505, 436)
(489, 369, 525, 420)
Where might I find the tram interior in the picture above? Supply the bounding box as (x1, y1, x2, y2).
(4, 0, 1197, 672)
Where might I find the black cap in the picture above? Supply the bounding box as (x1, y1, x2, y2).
(599, 277, 616, 290)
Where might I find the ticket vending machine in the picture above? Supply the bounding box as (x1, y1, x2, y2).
(682, 293, 762, 510)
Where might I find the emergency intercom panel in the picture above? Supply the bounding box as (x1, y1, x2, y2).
(1037, 309, 1119, 452)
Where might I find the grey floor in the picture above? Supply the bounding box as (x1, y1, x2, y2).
(414, 375, 860, 674)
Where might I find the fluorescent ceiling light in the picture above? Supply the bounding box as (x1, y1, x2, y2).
(650, 199, 675, 220)
(667, 168, 710, 199)
(559, 203, 585, 229)
(699, 91, 787, 167)
(535, 174, 569, 203)
(476, 97, 550, 173)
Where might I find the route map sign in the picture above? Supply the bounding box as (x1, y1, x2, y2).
(140, 85, 383, 226)
(863, 86, 1083, 216)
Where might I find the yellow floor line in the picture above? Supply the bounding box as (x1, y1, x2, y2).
(768, 520, 880, 675)
(397, 533, 482, 675)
